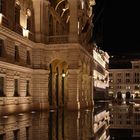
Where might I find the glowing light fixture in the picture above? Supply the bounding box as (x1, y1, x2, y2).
(0, 13, 3, 24)
(62, 73, 66, 77)
(23, 28, 29, 38)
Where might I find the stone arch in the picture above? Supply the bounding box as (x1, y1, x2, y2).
(48, 59, 68, 108)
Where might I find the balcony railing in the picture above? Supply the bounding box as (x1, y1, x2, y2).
(47, 35, 82, 44)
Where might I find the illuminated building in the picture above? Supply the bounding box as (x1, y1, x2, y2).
(0, 0, 109, 114)
(109, 60, 140, 102)
(93, 45, 110, 100)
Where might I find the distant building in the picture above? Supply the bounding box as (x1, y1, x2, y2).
(109, 60, 140, 102)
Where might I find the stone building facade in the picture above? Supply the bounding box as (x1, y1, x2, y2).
(0, 0, 109, 115)
(109, 60, 140, 102)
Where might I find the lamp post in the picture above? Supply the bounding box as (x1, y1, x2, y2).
(62, 70, 65, 105)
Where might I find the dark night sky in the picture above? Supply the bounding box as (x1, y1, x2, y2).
(93, 0, 140, 56)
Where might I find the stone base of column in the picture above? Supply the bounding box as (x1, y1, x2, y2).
(67, 101, 80, 110)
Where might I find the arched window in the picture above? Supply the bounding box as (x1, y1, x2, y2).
(15, 3, 20, 25)
(49, 15, 53, 35)
(0, 0, 6, 15)
(126, 92, 131, 99)
(26, 9, 32, 31)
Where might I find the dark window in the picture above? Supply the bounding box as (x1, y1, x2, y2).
(126, 79, 130, 83)
(13, 130, 19, 140)
(0, 134, 5, 140)
(26, 51, 31, 65)
(26, 80, 30, 96)
(15, 4, 20, 24)
(0, 76, 4, 97)
(0, 39, 4, 57)
(26, 127, 30, 140)
(15, 45, 19, 62)
(14, 79, 19, 96)
(27, 17, 31, 31)
(0, 0, 6, 15)
(49, 15, 53, 35)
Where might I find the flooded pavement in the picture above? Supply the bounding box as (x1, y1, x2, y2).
(1, 100, 140, 140)
(0, 102, 110, 140)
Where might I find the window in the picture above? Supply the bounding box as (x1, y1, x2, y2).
(0, 0, 6, 15)
(26, 80, 30, 96)
(26, 9, 31, 31)
(49, 15, 53, 35)
(134, 65, 139, 69)
(126, 73, 130, 77)
(117, 79, 121, 83)
(14, 79, 19, 96)
(117, 73, 121, 77)
(13, 130, 19, 140)
(0, 39, 5, 57)
(15, 3, 20, 24)
(126, 79, 130, 83)
(0, 76, 4, 96)
(14, 45, 19, 62)
(109, 73, 113, 77)
(0, 134, 5, 140)
(26, 127, 30, 140)
(26, 50, 31, 65)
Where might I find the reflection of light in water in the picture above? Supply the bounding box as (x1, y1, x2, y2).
(31, 111, 36, 113)
(50, 109, 55, 112)
(18, 113, 24, 116)
(122, 100, 126, 104)
(3, 116, 8, 119)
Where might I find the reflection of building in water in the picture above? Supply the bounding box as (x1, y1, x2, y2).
(93, 102, 110, 140)
(0, 113, 31, 140)
(109, 60, 140, 103)
(109, 103, 140, 138)
(0, 0, 109, 115)
(0, 109, 110, 140)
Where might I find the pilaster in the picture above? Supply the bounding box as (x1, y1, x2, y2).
(32, 0, 49, 43)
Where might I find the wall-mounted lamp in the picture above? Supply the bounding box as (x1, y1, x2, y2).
(62, 73, 66, 77)
(23, 28, 29, 38)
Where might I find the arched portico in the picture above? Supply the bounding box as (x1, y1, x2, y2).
(48, 59, 68, 109)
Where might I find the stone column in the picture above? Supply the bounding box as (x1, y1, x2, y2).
(67, 69, 81, 110)
(68, 0, 78, 42)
